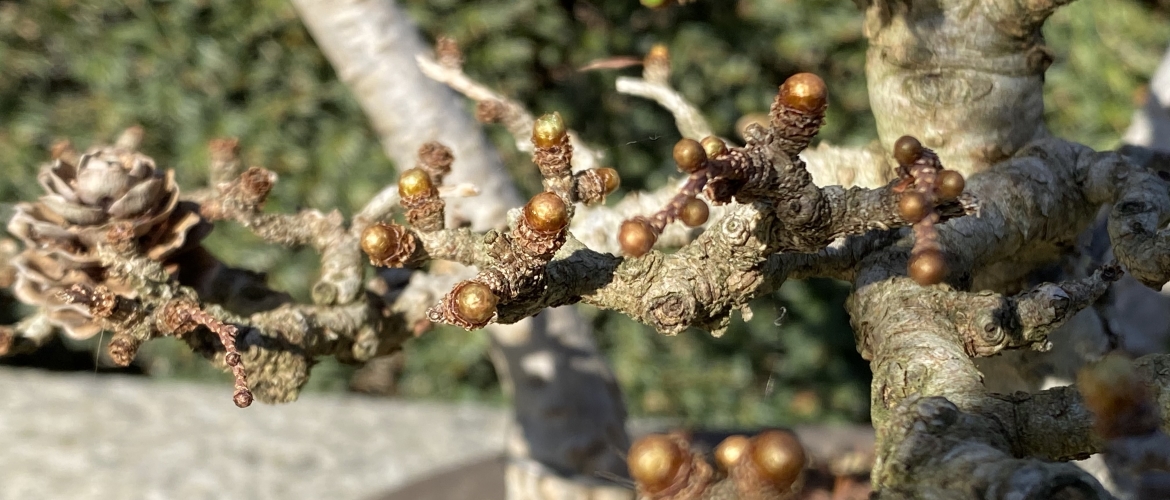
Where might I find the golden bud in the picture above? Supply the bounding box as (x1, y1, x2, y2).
(701, 136, 727, 158)
(398, 168, 434, 198)
(936, 170, 965, 201)
(673, 138, 707, 174)
(628, 434, 686, 495)
(523, 192, 570, 233)
(452, 281, 498, 328)
(749, 430, 806, 490)
(778, 73, 827, 113)
(714, 435, 750, 470)
(909, 248, 947, 286)
(532, 112, 567, 149)
(893, 135, 923, 166)
(619, 218, 658, 257)
(360, 222, 416, 267)
(679, 197, 709, 227)
(597, 167, 621, 195)
(898, 191, 929, 223)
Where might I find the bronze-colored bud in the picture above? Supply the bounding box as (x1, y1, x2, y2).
(673, 138, 707, 174)
(778, 73, 827, 113)
(532, 112, 567, 149)
(749, 430, 806, 490)
(936, 170, 965, 201)
(233, 389, 254, 408)
(909, 248, 947, 286)
(715, 435, 750, 470)
(893, 135, 923, 166)
(679, 197, 709, 227)
(597, 167, 621, 195)
(361, 223, 400, 262)
(701, 136, 727, 158)
(619, 218, 658, 257)
(398, 168, 434, 198)
(628, 434, 686, 495)
(898, 191, 929, 223)
(452, 281, 498, 328)
(523, 192, 570, 233)
(647, 43, 669, 61)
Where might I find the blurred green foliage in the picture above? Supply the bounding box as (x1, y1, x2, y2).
(0, 0, 1167, 427)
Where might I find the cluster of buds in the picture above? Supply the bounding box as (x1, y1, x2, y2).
(429, 191, 571, 329)
(618, 137, 714, 257)
(619, 72, 829, 257)
(398, 163, 445, 232)
(628, 430, 807, 500)
(891, 136, 965, 286)
(360, 142, 455, 268)
(532, 112, 620, 205)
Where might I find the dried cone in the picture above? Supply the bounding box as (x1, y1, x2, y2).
(7, 135, 208, 339)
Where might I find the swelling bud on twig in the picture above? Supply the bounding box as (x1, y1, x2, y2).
(673, 138, 707, 174)
(909, 248, 947, 286)
(628, 434, 687, 495)
(452, 281, 498, 329)
(701, 136, 726, 158)
(749, 430, 806, 490)
(898, 191, 929, 223)
(715, 435, 750, 470)
(597, 167, 621, 195)
(360, 222, 416, 267)
(679, 197, 709, 227)
(532, 112, 567, 149)
(936, 170, 966, 201)
(523, 192, 569, 233)
(778, 73, 827, 113)
(398, 167, 434, 198)
(893, 135, 924, 166)
(619, 218, 658, 257)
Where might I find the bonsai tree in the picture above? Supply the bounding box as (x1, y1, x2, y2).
(3, 1, 1170, 498)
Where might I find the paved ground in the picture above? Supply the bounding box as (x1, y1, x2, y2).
(0, 367, 509, 500)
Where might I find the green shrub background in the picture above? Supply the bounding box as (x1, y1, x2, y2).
(0, 0, 1166, 427)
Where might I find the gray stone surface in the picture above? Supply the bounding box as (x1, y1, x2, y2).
(0, 368, 509, 500)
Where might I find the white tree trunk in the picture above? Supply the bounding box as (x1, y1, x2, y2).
(289, 1, 632, 497)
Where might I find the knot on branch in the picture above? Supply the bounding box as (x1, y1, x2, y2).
(648, 291, 697, 335)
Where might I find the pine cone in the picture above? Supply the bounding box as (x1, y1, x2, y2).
(7, 132, 209, 339)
